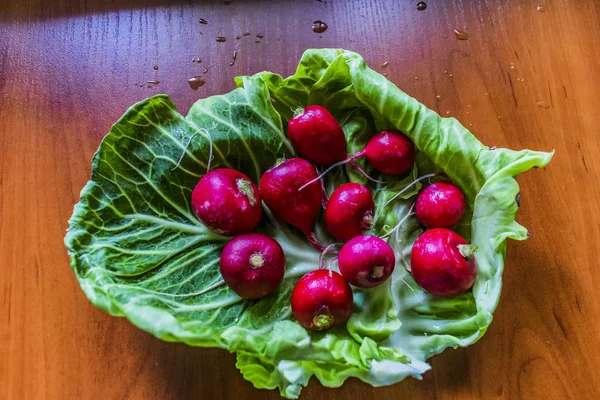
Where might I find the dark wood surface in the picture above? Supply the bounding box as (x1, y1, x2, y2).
(2, 0, 599, 398)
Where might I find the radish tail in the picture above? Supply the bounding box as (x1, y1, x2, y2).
(317, 166, 330, 208)
(350, 161, 386, 184)
(204, 128, 214, 174)
(299, 151, 365, 191)
(171, 132, 199, 171)
(319, 243, 343, 269)
(380, 203, 416, 240)
(326, 256, 338, 272)
(320, 180, 329, 208)
(306, 232, 325, 252)
(384, 172, 446, 206)
(339, 106, 364, 127)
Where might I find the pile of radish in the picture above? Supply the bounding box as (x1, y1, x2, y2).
(190, 105, 478, 331)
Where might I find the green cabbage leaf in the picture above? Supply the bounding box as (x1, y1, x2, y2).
(65, 49, 552, 398)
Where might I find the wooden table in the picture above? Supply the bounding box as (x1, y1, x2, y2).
(2, 0, 599, 398)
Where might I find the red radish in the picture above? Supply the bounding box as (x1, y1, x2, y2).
(410, 228, 477, 298)
(191, 168, 261, 236)
(219, 233, 285, 299)
(415, 181, 466, 228)
(361, 130, 416, 175)
(338, 235, 395, 288)
(325, 183, 374, 241)
(259, 158, 324, 250)
(291, 269, 353, 330)
(300, 130, 416, 190)
(287, 105, 347, 165)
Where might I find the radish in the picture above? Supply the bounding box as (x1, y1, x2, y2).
(338, 235, 395, 288)
(325, 183, 374, 241)
(287, 105, 347, 165)
(219, 233, 285, 299)
(300, 130, 416, 190)
(259, 158, 324, 250)
(291, 269, 353, 330)
(415, 181, 466, 228)
(410, 228, 477, 298)
(191, 168, 261, 236)
(360, 130, 416, 175)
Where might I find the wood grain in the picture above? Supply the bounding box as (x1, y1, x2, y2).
(1, 0, 600, 399)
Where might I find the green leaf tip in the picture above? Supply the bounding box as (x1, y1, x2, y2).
(237, 178, 258, 206)
(293, 107, 305, 118)
(457, 244, 478, 259)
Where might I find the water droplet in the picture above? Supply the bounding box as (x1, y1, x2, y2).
(414, 76, 418, 80)
(216, 36, 227, 42)
(469, 123, 473, 127)
(510, 62, 515, 69)
(236, 35, 242, 40)
(444, 34, 448, 38)
(256, 33, 264, 39)
(380, 61, 390, 69)
(449, 73, 453, 77)
(537, 101, 550, 109)
(497, 115, 502, 120)
(243, 32, 251, 36)
(229, 50, 237, 66)
(466, 110, 469, 114)
(153, 65, 159, 70)
(490, 146, 497, 150)
(453, 29, 468, 40)
(467, 104, 471, 108)
(537, 5, 546, 12)
(202, 67, 209, 74)
(146, 80, 160, 85)
(484, 92, 489, 96)
(445, 111, 450, 115)
(312, 20, 328, 33)
(383, 72, 389, 77)
(443, 70, 448, 74)
(188, 76, 206, 90)
(198, 18, 208, 24)
(416, 1, 427, 11)
(435, 95, 441, 100)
